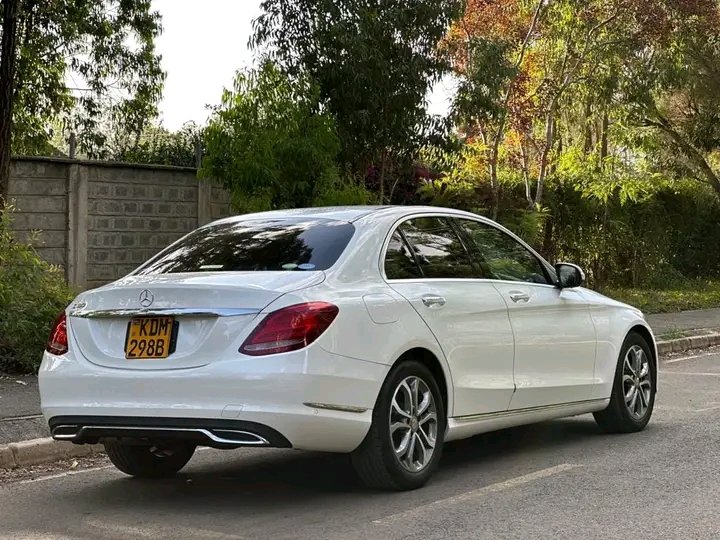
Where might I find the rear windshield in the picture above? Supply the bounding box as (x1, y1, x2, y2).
(135, 218, 356, 274)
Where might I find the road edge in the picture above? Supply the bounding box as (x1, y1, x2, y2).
(656, 332, 720, 356)
(0, 438, 102, 469)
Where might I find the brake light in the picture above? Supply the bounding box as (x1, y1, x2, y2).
(240, 302, 339, 356)
(46, 312, 68, 355)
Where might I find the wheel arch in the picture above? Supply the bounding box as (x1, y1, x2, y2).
(393, 347, 452, 417)
(627, 323, 658, 391)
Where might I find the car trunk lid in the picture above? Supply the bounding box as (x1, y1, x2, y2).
(68, 271, 324, 370)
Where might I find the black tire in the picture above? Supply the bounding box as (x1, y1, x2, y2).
(351, 359, 446, 490)
(594, 332, 656, 433)
(104, 441, 196, 478)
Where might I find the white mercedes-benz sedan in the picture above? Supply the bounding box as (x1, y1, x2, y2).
(40, 206, 657, 490)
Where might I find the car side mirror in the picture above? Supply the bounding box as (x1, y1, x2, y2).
(555, 263, 585, 289)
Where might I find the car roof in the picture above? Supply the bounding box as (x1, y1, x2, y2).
(209, 206, 390, 225)
(208, 205, 487, 226)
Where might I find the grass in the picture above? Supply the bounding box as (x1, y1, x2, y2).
(600, 281, 720, 314)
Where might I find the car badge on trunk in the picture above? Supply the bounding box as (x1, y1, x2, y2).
(139, 289, 154, 308)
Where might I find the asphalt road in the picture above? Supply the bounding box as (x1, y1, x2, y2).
(1, 349, 719, 540)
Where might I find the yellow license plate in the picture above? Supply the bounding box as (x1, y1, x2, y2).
(124, 316, 175, 359)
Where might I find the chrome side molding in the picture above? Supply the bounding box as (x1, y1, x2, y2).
(69, 307, 260, 319)
(303, 402, 368, 413)
(452, 398, 610, 424)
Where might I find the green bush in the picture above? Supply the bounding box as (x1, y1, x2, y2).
(0, 208, 75, 373)
(601, 281, 720, 314)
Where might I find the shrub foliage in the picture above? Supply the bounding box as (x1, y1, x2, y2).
(0, 209, 74, 373)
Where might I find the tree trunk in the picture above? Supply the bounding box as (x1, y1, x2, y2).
(478, 127, 500, 220)
(489, 155, 499, 221)
(599, 110, 608, 168)
(0, 0, 19, 212)
(377, 150, 387, 204)
(520, 135, 533, 208)
(583, 99, 592, 153)
(534, 105, 556, 206)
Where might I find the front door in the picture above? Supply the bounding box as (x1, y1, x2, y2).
(455, 218, 597, 410)
(383, 216, 515, 417)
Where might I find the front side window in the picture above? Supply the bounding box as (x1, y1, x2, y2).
(397, 217, 477, 279)
(456, 219, 550, 284)
(135, 218, 355, 274)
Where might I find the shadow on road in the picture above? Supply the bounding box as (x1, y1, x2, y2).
(71, 417, 616, 518)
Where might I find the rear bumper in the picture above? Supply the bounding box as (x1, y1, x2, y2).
(39, 346, 388, 453)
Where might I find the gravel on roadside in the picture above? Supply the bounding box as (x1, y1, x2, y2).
(0, 453, 111, 485)
(660, 344, 720, 360)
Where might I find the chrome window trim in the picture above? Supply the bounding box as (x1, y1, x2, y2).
(382, 277, 559, 289)
(378, 211, 558, 286)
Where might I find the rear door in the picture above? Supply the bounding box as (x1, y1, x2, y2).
(455, 218, 597, 410)
(384, 216, 515, 417)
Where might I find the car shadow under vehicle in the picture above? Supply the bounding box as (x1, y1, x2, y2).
(71, 417, 627, 511)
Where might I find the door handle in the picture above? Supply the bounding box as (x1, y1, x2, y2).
(508, 291, 530, 303)
(421, 295, 446, 308)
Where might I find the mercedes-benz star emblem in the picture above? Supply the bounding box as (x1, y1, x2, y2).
(139, 289, 154, 308)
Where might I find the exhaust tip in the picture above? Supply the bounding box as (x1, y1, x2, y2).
(52, 425, 81, 440)
(208, 429, 269, 446)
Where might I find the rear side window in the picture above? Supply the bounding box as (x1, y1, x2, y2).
(136, 219, 355, 274)
(384, 231, 422, 279)
(396, 217, 477, 279)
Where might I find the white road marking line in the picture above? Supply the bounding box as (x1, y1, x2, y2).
(664, 352, 718, 364)
(655, 404, 720, 413)
(83, 517, 247, 539)
(18, 465, 115, 484)
(659, 371, 720, 377)
(0, 413, 43, 423)
(5, 534, 77, 540)
(694, 403, 720, 412)
(373, 463, 579, 526)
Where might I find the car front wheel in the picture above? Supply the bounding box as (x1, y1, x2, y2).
(104, 441, 196, 478)
(351, 359, 446, 490)
(594, 332, 656, 433)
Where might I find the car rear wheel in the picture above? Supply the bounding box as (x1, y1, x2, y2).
(594, 332, 656, 433)
(351, 359, 446, 490)
(104, 441, 196, 478)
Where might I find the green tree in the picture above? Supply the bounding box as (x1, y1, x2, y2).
(112, 123, 201, 168)
(251, 0, 462, 201)
(614, 0, 720, 198)
(200, 61, 368, 212)
(0, 0, 164, 209)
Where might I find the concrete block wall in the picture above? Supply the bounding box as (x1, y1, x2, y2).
(6, 160, 69, 269)
(6, 157, 233, 290)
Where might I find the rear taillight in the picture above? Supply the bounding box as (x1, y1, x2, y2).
(240, 302, 339, 356)
(46, 312, 68, 355)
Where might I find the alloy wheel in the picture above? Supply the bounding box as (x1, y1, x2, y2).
(623, 345, 652, 419)
(389, 375, 438, 473)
